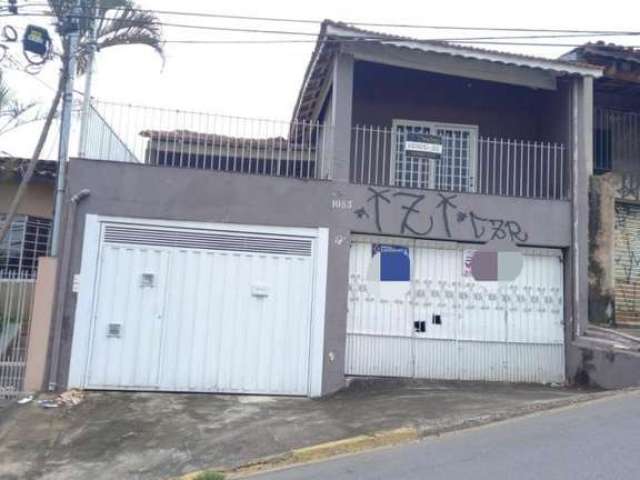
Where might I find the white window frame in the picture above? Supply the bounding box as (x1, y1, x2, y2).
(390, 119, 479, 192)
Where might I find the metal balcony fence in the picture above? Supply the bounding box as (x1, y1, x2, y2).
(594, 108, 640, 173)
(351, 125, 567, 200)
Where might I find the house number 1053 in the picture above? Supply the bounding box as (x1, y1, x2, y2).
(332, 199, 352, 210)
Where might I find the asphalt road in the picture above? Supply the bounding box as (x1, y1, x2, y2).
(250, 390, 640, 480)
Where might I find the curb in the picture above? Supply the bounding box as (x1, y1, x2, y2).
(177, 388, 637, 479)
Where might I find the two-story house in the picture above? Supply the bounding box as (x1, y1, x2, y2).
(43, 21, 601, 397)
(563, 43, 640, 331)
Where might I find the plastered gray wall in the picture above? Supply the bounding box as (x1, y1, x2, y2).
(53, 159, 573, 395)
(351, 61, 568, 143)
(567, 342, 640, 389)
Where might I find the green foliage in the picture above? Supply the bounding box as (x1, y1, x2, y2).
(47, 0, 164, 75)
(193, 472, 225, 480)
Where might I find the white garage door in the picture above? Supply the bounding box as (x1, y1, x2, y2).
(346, 236, 565, 384)
(69, 218, 324, 396)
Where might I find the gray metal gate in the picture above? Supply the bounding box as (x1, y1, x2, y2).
(0, 271, 35, 400)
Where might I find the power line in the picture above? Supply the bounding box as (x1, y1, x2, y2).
(27, 2, 640, 36)
(7, 10, 640, 48)
(160, 38, 640, 48)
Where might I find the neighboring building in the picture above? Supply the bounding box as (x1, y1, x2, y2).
(0, 158, 55, 275)
(563, 43, 640, 329)
(51, 21, 602, 397)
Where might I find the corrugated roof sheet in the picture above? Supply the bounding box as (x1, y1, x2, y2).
(0, 157, 57, 180)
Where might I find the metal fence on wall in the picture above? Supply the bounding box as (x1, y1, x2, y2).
(84, 100, 332, 181)
(0, 271, 35, 400)
(351, 125, 567, 200)
(594, 108, 640, 173)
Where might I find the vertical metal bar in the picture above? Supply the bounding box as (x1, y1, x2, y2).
(559, 146, 564, 199)
(270, 119, 277, 176)
(222, 116, 229, 172)
(492, 138, 497, 195)
(352, 126, 359, 183)
(286, 121, 293, 178)
(505, 139, 511, 196)
(366, 125, 373, 185)
(517, 140, 522, 197)
(533, 141, 538, 198)
(360, 126, 367, 184)
(477, 138, 482, 194)
(310, 120, 320, 178)
(525, 140, 531, 198)
(373, 127, 380, 185)
(498, 138, 504, 196)
(307, 120, 313, 179)
(482, 138, 488, 194)
(510, 140, 516, 197)
(552, 143, 557, 200)
(375, 127, 387, 185)
(301, 120, 308, 179)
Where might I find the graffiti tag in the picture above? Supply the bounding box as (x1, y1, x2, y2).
(355, 187, 529, 243)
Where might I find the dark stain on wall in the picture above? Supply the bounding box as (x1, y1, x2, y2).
(589, 177, 615, 325)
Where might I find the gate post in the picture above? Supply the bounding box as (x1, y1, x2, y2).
(23, 257, 58, 392)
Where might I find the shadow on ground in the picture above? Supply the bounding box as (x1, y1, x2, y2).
(0, 379, 595, 480)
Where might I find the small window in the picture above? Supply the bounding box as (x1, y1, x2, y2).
(0, 215, 51, 276)
(391, 120, 478, 192)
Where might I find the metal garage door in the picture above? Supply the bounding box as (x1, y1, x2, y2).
(615, 202, 640, 326)
(71, 220, 319, 395)
(346, 236, 565, 384)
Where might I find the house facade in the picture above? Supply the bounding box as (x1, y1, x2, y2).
(46, 21, 601, 397)
(563, 44, 640, 330)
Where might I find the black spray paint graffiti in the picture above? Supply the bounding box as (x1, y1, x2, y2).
(616, 237, 640, 283)
(358, 187, 529, 243)
(617, 173, 640, 201)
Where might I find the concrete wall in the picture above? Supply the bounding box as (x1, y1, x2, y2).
(0, 179, 54, 219)
(51, 159, 574, 394)
(589, 172, 640, 325)
(568, 341, 640, 389)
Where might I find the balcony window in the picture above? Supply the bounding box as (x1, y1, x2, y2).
(391, 120, 478, 193)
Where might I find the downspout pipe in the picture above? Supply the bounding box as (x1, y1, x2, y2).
(48, 189, 90, 391)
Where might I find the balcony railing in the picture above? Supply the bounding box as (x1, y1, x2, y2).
(594, 108, 640, 173)
(82, 100, 331, 181)
(351, 125, 567, 200)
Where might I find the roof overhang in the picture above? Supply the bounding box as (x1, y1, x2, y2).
(293, 21, 603, 122)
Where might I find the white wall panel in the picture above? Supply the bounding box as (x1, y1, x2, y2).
(412, 338, 458, 379)
(87, 245, 169, 388)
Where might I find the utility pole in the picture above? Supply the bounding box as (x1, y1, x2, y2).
(50, 0, 82, 256)
(78, 4, 98, 158)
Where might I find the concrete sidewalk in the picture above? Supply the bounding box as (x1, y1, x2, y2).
(0, 380, 601, 480)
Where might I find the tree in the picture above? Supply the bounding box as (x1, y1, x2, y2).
(0, 0, 164, 244)
(0, 70, 36, 138)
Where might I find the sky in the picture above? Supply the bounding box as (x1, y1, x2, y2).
(1, 0, 640, 158)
